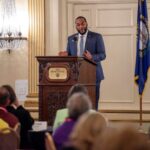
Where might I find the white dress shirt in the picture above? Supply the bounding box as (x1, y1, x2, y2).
(77, 30, 88, 56)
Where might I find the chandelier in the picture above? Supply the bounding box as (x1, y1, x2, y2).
(0, 0, 27, 53)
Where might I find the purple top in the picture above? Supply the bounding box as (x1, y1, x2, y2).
(52, 118, 76, 150)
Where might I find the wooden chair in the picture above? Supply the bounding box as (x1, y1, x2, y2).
(0, 127, 20, 150)
(14, 122, 21, 136)
(45, 132, 56, 150)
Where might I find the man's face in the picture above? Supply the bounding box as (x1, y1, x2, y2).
(75, 18, 88, 35)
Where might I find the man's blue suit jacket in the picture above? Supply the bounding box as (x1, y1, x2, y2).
(67, 31, 106, 83)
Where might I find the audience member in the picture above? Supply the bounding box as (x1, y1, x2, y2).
(68, 112, 107, 150)
(0, 87, 19, 128)
(53, 84, 88, 131)
(92, 126, 117, 150)
(53, 92, 92, 150)
(67, 84, 88, 98)
(2, 85, 34, 149)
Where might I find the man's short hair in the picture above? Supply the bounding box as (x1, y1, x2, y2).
(75, 16, 87, 23)
(0, 87, 10, 106)
(67, 84, 88, 98)
(67, 92, 92, 120)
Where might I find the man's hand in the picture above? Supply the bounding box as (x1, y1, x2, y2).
(58, 51, 68, 56)
(83, 50, 92, 60)
(11, 99, 20, 109)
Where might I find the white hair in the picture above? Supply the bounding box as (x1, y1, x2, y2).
(67, 92, 92, 119)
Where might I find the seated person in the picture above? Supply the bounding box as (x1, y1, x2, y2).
(68, 112, 107, 150)
(52, 92, 92, 150)
(0, 87, 19, 128)
(2, 85, 34, 149)
(53, 84, 88, 131)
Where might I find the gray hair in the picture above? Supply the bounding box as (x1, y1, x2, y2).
(67, 92, 92, 120)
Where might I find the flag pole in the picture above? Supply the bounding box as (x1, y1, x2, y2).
(139, 95, 143, 126)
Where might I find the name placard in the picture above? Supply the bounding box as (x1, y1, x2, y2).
(48, 67, 68, 80)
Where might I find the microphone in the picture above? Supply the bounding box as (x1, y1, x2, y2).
(73, 35, 78, 42)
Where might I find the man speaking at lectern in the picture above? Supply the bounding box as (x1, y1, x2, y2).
(60, 16, 106, 110)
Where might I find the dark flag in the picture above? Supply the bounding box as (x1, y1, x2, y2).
(135, 0, 150, 95)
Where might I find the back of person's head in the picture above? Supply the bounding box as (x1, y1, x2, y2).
(92, 126, 116, 150)
(69, 112, 107, 150)
(67, 93, 92, 120)
(0, 87, 10, 107)
(67, 84, 88, 99)
(2, 85, 17, 104)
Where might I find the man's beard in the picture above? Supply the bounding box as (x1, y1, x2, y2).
(77, 27, 87, 35)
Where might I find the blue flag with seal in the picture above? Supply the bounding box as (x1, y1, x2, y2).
(135, 0, 150, 95)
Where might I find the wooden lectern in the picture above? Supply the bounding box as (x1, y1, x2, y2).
(37, 56, 96, 125)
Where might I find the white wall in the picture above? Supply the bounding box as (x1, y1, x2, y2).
(69, 1, 150, 111)
(45, 0, 150, 113)
(0, 0, 28, 90)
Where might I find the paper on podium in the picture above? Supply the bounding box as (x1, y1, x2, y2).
(32, 121, 47, 131)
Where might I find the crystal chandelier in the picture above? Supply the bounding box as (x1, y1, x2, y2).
(0, 0, 27, 53)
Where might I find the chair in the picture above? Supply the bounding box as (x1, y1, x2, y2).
(14, 122, 21, 136)
(0, 127, 20, 150)
(45, 132, 56, 150)
(28, 127, 52, 150)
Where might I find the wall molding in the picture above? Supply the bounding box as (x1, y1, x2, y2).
(68, 0, 146, 4)
(100, 109, 150, 113)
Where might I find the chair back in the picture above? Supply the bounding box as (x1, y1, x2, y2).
(45, 132, 56, 150)
(14, 122, 21, 136)
(0, 127, 20, 150)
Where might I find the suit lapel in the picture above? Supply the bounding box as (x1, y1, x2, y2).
(72, 34, 78, 56)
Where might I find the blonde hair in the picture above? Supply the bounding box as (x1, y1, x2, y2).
(69, 112, 107, 150)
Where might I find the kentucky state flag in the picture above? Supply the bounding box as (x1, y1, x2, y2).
(135, 0, 150, 95)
